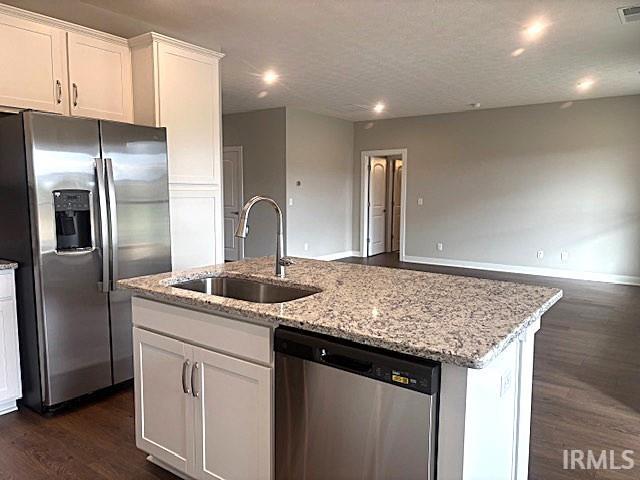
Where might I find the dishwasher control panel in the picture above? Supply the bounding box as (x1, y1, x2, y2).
(275, 326, 440, 395)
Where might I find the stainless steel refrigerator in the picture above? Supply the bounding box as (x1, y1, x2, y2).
(0, 111, 171, 412)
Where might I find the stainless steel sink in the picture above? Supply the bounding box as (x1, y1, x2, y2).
(172, 275, 318, 303)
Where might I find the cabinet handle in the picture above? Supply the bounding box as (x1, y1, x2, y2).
(182, 360, 191, 394)
(55, 80, 62, 104)
(191, 362, 199, 397)
(72, 83, 78, 107)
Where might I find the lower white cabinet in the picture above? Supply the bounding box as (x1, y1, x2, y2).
(134, 326, 272, 480)
(0, 268, 21, 416)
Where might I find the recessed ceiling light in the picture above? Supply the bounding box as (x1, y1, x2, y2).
(257, 90, 268, 98)
(511, 48, 525, 57)
(469, 102, 481, 109)
(373, 102, 385, 113)
(262, 70, 279, 85)
(522, 19, 548, 41)
(576, 78, 595, 92)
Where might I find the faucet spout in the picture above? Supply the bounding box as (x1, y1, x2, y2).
(234, 196, 290, 277)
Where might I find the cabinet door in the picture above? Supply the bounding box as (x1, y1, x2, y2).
(0, 298, 20, 404)
(133, 328, 195, 475)
(0, 12, 67, 114)
(169, 186, 218, 270)
(67, 32, 132, 122)
(157, 42, 220, 184)
(193, 346, 272, 480)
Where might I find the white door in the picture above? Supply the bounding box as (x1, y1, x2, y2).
(133, 328, 195, 476)
(192, 346, 272, 480)
(0, 13, 67, 114)
(392, 159, 403, 252)
(223, 147, 244, 261)
(368, 157, 387, 256)
(66, 32, 132, 122)
(0, 298, 20, 404)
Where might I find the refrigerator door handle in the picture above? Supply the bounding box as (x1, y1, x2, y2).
(95, 157, 110, 293)
(105, 157, 119, 290)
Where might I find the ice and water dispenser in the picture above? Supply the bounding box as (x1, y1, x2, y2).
(53, 190, 93, 252)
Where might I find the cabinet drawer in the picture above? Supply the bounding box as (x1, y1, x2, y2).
(132, 297, 272, 365)
(0, 273, 13, 299)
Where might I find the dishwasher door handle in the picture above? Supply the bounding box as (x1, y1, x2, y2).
(319, 349, 373, 373)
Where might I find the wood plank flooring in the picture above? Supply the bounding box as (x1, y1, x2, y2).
(0, 252, 638, 479)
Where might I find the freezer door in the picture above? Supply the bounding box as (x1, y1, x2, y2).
(25, 113, 113, 406)
(100, 121, 172, 383)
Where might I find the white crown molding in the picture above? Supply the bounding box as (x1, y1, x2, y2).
(128, 32, 225, 59)
(401, 255, 640, 287)
(0, 3, 129, 45)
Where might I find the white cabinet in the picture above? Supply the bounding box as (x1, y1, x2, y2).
(193, 346, 272, 480)
(169, 186, 217, 270)
(67, 32, 133, 122)
(0, 5, 133, 121)
(133, 325, 272, 480)
(0, 11, 67, 114)
(133, 327, 194, 475)
(130, 33, 225, 268)
(0, 268, 21, 416)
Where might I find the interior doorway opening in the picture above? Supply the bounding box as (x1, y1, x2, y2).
(223, 146, 244, 261)
(360, 149, 407, 258)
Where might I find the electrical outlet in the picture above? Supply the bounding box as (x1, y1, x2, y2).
(561, 251, 569, 262)
(437, 242, 443, 252)
(537, 250, 544, 260)
(303, 242, 309, 251)
(500, 369, 513, 397)
(417, 197, 424, 206)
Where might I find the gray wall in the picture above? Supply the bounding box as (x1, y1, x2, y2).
(286, 108, 354, 257)
(223, 108, 286, 257)
(354, 95, 640, 278)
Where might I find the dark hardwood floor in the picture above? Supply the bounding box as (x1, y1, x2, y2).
(0, 252, 638, 479)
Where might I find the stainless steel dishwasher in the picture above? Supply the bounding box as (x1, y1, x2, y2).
(275, 327, 440, 480)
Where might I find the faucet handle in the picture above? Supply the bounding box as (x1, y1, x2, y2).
(279, 256, 294, 266)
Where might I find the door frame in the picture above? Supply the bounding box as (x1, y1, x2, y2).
(359, 148, 408, 258)
(222, 146, 244, 260)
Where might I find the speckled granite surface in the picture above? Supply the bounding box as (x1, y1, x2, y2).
(119, 257, 562, 368)
(0, 260, 18, 270)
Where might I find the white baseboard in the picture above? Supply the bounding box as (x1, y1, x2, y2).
(401, 255, 640, 286)
(311, 250, 359, 261)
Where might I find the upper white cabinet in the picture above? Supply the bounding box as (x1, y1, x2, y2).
(67, 32, 133, 122)
(129, 33, 224, 185)
(0, 11, 67, 114)
(130, 33, 225, 268)
(0, 4, 132, 122)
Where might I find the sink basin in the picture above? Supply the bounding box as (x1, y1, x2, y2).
(172, 276, 318, 303)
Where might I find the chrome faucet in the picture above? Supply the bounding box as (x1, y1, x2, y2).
(234, 196, 292, 277)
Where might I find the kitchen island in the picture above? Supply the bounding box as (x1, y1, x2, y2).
(120, 256, 562, 480)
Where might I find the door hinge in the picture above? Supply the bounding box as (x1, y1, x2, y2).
(367, 238, 371, 243)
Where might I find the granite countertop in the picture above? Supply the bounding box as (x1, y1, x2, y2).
(0, 260, 18, 270)
(119, 257, 562, 368)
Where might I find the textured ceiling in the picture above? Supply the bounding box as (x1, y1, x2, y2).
(5, 0, 640, 120)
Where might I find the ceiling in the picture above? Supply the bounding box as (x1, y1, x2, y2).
(6, 0, 640, 120)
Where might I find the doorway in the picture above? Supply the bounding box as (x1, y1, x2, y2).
(223, 146, 244, 261)
(360, 149, 407, 258)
